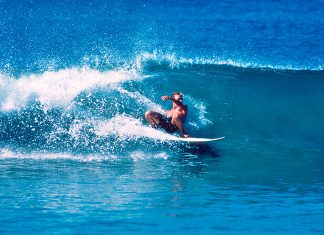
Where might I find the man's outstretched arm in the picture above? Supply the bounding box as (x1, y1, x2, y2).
(161, 96, 186, 109)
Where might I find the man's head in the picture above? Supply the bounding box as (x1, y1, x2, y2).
(171, 92, 183, 102)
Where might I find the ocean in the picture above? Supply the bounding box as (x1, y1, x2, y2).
(0, 0, 323, 234)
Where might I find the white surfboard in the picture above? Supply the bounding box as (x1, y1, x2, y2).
(169, 136, 225, 142)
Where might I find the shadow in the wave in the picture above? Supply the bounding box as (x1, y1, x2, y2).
(172, 143, 221, 177)
(183, 143, 220, 158)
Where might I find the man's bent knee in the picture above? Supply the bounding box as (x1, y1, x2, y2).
(145, 110, 153, 118)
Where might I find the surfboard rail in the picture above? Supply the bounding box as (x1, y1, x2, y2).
(169, 136, 225, 142)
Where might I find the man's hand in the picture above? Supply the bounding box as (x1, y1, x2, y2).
(161, 96, 170, 101)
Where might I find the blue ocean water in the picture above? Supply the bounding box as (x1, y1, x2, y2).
(0, 0, 324, 234)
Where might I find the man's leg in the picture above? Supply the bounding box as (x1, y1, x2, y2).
(145, 111, 163, 128)
(171, 114, 189, 137)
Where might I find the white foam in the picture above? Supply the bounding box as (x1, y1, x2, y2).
(130, 151, 169, 161)
(0, 148, 118, 162)
(134, 51, 323, 71)
(0, 147, 170, 162)
(116, 87, 164, 113)
(0, 68, 140, 111)
(184, 95, 213, 130)
(94, 115, 178, 141)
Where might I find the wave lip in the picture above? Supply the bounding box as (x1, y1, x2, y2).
(135, 51, 324, 71)
(0, 67, 140, 111)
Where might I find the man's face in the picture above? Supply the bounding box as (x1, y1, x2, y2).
(173, 94, 183, 102)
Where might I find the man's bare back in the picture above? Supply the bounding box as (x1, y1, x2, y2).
(145, 92, 189, 138)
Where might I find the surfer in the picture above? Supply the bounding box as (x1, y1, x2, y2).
(145, 92, 190, 138)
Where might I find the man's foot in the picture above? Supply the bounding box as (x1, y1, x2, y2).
(182, 133, 190, 138)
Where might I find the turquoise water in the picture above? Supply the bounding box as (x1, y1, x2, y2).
(1, 158, 323, 234)
(0, 0, 324, 234)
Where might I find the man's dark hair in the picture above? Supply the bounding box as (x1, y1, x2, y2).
(171, 92, 183, 98)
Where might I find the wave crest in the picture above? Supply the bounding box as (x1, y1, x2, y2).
(134, 51, 323, 71)
(0, 68, 140, 111)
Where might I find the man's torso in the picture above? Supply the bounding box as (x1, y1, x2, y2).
(165, 105, 188, 119)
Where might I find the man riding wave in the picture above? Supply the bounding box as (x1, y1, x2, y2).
(145, 92, 190, 138)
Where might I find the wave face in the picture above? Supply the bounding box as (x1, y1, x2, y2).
(0, 57, 323, 158)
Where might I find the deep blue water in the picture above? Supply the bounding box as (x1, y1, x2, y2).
(0, 0, 324, 234)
